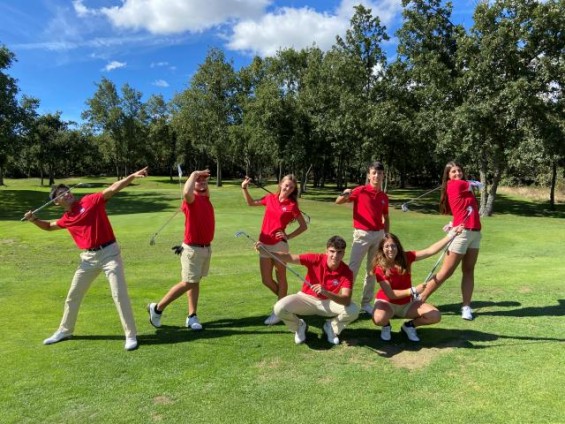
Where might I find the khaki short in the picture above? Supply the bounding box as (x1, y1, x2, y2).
(375, 299, 413, 318)
(181, 244, 212, 283)
(449, 230, 481, 254)
(259, 240, 289, 259)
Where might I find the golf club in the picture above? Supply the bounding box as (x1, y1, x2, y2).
(414, 206, 474, 300)
(251, 178, 312, 224)
(20, 183, 82, 221)
(400, 185, 442, 212)
(234, 230, 312, 287)
(149, 164, 184, 246)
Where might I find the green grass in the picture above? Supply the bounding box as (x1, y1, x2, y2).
(1, 177, 564, 423)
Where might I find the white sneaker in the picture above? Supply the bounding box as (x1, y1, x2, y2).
(401, 323, 420, 342)
(186, 315, 203, 330)
(361, 304, 374, 315)
(461, 306, 474, 320)
(294, 319, 307, 344)
(323, 321, 339, 345)
(43, 331, 72, 345)
(124, 337, 137, 350)
(147, 303, 162, 328)
(380, 324, 392, 341)
(124, 337, 138, 351)
(264, 312, 281, 326)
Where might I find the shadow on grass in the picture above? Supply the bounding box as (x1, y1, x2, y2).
(438, 299, 565, 318)
(343, 325, 565, 359)
(137, 315, 288, 346)
(0, 188, 178, 221)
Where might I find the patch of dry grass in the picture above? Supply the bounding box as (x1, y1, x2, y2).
(498, 185, 565, 203)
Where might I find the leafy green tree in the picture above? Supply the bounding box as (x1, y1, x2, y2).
(0, 45, 21, 185)
(82, 78, 147, 178)
(449, 0, 541, 215)
(172, 48, 238, 186)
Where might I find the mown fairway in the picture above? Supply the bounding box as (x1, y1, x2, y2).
(1, 177, 564, 423)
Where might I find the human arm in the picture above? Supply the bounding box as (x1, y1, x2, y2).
(254, 242, 301, 264)
(102, 167, 148, 200)
(335, 189, 352, 205)
(311, 286, 353, 306)
(22, 211, 62, 231)
(282, 213, 308, 241)
(413, 225, 464, 261)
(241, 177, 262, 206)
(183, 169, 210, 204)
(376, 279, 415, 301)
(383, 213, 390, 233)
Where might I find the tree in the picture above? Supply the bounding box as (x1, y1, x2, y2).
(172, 48, 238, 186)
(82, 78, 147, 179)
(0, 45, 21, 185)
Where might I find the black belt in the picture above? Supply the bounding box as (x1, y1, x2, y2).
(464, 228, 480, 232)
(186, 243, 210, 248)
(86, 240, 116, 251)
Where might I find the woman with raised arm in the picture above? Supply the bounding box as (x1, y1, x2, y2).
(371, 229, 462, 342)
(241, 175, 308, 325)
(419, 161, 483, 320)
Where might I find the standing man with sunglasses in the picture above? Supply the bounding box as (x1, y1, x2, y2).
(24, 167, 149, 351)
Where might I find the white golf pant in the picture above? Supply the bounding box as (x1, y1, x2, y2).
(348, 229, 385, 308)
(57, 242, 137, 339)
(274, 291, 359, 334)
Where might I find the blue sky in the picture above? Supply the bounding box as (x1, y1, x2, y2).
(1, 0, 477, 124)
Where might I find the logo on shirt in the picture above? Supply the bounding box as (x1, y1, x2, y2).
(331, 279, 339, 287)
(281, 206, 287, 212)
(80, 207, 85, 214)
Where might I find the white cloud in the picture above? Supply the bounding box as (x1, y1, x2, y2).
(153, 79, 169, 87)
(94, 0, 271, 34)
(150, 61, 169, 68)
(227, 0, 403, 57)
(103, 60, 127, 71)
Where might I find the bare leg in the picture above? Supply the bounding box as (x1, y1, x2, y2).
(419, 251, 464, 302)
(273, 261, 288, 299)
(407, 302, 441, 327)
(157, 281, 196, 311)
(186, 283, 200, 315)
(259, 257, 279, 296)
(372, 302, 394, 327)
(460, 248, 479, 306)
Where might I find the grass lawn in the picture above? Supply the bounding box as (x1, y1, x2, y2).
(1, 177, 564, 423)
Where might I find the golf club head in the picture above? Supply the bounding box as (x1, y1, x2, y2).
(234, 231, 248, 238)
(401, 203, 409, 212)
(149, 236, 157, 246)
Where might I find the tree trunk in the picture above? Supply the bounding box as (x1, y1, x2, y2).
(549, 159, 557, 211)
(216, 159, 222, 187)
(0, 165, 4, 186)
(483, 171, 501, 217)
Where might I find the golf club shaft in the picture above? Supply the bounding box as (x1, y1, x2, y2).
(21, 184, 80, 221)
(404, 185, 441, 206)
(149, 208, 181, 245)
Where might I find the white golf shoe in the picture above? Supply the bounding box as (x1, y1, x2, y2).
(461, 306, 474, 320)
(294, 319, 307, 344)
(401, 322, 420, 342)
(147, 303, 162, 328)
(186, 315, 203, 330)
(43, 331, 72, 345)
(380, 324, 392, 341)
(264, 312, 281, 326)
(323, 321, 339, 345)
(124, 337, 138, 351)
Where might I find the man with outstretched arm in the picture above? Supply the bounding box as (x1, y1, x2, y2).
(147, 169, 214, 331)
(260, 235, 359, 345)
(23, 167, 149, 351)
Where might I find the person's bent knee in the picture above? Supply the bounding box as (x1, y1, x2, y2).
(425, 309, 441, 324)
